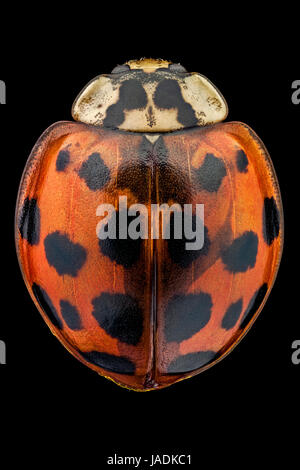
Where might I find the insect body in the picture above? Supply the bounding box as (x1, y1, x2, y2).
(15, 59, 283, 390)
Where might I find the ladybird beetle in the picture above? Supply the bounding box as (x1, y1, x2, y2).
(15, 59, 283, 391)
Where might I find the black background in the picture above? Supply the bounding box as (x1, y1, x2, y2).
(0, 13, 299, 467)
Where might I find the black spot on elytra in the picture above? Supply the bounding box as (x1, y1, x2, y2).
(240, 283, 268, 329)
(165, 293, 212, 343)
(78, 152, 110, 191)
(92, 293, 143, 345)
(116, 162, 149, 203)
(81, 351, 135, 375)
(155, 136, 192, 204)
(44, 231, 87, 277)
(32, 283, 62, 329)
(116, 136, 153, 204)
(194, 153, 227, 192)
(60, 300, 82, 330)
(168, 350, 216, 373)
(263, 197, 280, 245)
(222, 298, 243, 330)
(56, 149, 70, 171)
(158, 165, 192, 205)
(99, 210, 142, 268)
(167, 213, 210, 268)
(116, 136, 191, 205)
(236, 149, 248, 173)
(18, 197, 40, 245)
(153, 79, 198, 127)
(103, 79, 148, 128)
(222, 231, 258, 273)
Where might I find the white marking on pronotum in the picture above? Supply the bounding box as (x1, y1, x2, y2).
(96, 196, 205, 251)
(72, 62, 228, 132)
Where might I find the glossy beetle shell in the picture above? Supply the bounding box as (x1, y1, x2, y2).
(15, 118, 283, 390)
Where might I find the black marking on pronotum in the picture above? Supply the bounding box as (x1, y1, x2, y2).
(78, 152, 110, 191)
(236, 149, 249, 173)
(194, 153, 227, 192)
(168, 350, 216, 373)
(153, 78, 198, 127)
(165, 292, 212, 343)
(263, 197, 280, 245)
(18, 197, 40, 245)
(103, 79, 148, 128)
(240, 283, 268, 329)
(32, 283, 63, 329)
(222, 298, 243, 330)
(222, 231, 258, 273)
(91, 293, 143, 345)
(80, 351, 135, 374)
(44, 231, 87, 277)
(60, 300, 82, 330)
(56, 149, 70, 172)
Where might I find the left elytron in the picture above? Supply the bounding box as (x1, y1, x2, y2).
(15, 59, 283, 390)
